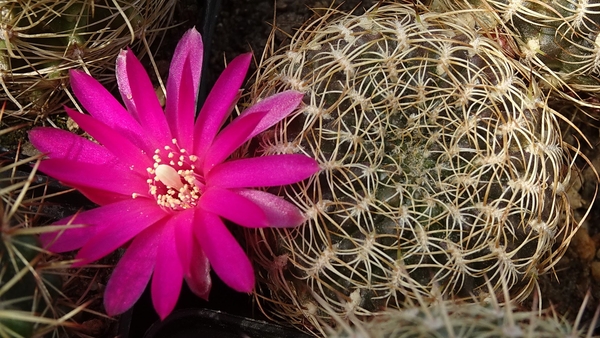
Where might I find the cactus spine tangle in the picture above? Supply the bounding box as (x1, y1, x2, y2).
(244, 3, 579, 333)
(0, 0, 176, 117)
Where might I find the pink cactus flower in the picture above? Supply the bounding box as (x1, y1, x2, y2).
(30, 28, 318, 319)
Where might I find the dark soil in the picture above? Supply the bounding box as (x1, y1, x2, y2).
(201, 0, 379, 94)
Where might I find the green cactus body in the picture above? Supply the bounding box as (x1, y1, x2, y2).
(0, 0, 176, 117)
(0, 123, 71, 336)
(0, 159, 116, 336)
(0, 234, 37, 337)
(0, 234, 52, 337)
(0, 183, 62, 336)
(244, 3, 575, 333)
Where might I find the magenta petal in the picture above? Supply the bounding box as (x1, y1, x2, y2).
(167, 57, 195, 150)
(151, 221, 184, 320)
(69, 70, 151, 151)
(199, 187, 268, 228)
(165, 28, 203, 149)
(172, 209, 195, 276)
(40, 199, 159, 253)
(65, 108, 152, 174)
(167, 28, 203, 97)
(29, 127, 117, 165)
(185, 243, 212, 300)
(202, 111, 266, 173)
(77, 187, 131, 206)
(124, 50, 172, 145)
(73, 200, 166, 266)
(116, 50, 140, 121)
(104, 224, 160, 316)
(40, 218, 93, 253)
(236, 190, 306, 227)
(194, 53, 251, 156)
(239, 90, 304, 141)
(194, 210, 254, 292)
(38, 159, 147, 197)
(206, 154, 320, 188)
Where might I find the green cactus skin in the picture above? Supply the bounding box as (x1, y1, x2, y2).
(244, 3, 577, 334)
(0, 234, 59, 337)
(0, 127, 70, 337)
(0, 0, 176, 117)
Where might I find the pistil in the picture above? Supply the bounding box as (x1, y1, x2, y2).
(155, 164, 184, 189)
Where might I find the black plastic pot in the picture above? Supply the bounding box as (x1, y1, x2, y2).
(197, 0, 222, 107)
(120, 270, 313, 338)
(142, 308, 310, 338)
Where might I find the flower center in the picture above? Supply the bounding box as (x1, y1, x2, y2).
(144, 139, 203, 210)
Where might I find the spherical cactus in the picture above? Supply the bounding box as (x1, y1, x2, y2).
(243, 3, 577, 333)
(0, 0, 176, 117)
(0, 233, 54, 337)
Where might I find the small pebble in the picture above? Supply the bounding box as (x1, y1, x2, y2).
(572, 228, 596, 262)
(81, 319, 104, 336)
(591, 261, 600, 283)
